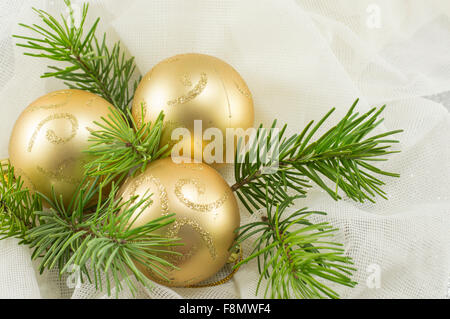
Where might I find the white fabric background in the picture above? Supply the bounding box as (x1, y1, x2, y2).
(0, 0, 449, 298)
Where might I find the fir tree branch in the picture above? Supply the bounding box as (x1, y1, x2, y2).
(233, 99, 403, 211)
(13, 0, 139, 112)
(234, 185, 356, 299)
(27, 177, 182, 297)
(0, 161, 41, 240)
(1, 161, 181, 297)
(84, 105, 169, 183)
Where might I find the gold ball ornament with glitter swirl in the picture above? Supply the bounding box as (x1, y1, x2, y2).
(8, 89, 114, 206)
(131, 53, 255, 163)
(117, 157, 240, 286)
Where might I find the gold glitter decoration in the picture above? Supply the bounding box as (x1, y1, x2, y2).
(132, 53, 254, 163)
(234, 80, 252, 99)
(27, 113, 78, 152)
(167, 217, 217, 260)
(174, 178, 229, 213)
(36, 158, 81, 184)
(9, 89, 114, 207)
(167, 72, 207, 106)
(25, 90, 73, 113)
(118, 158, 240, 287)
(180, 73, 193, 87)
(126, 173, 169, 215)
(85, 96, 103, 107)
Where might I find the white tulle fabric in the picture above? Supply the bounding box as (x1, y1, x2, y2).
(0, 0, 449, 299)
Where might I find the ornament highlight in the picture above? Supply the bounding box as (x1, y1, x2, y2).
(132, 53, 254, 163)
(8, 89, 114, 206)
(118, 157, 240, 286)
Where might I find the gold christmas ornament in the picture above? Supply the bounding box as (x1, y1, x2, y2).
(8, 89, 114, 206)
(132, 53, 255, 163)
(118, 157, 240, 286)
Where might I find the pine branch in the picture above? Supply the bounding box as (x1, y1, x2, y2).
(13, 0, 139, 112)
(0, 161, 41, 240)
(84, 105, 169, 183)
(234, 185, 356, 299)
(26, 177, 182, 297)
(1, 160, 181, 297)
(233, 99, 403, 211)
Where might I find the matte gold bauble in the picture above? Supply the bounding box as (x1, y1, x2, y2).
(132, 53, 254, 163)
(8, 89, 114, 206)
(118, 157, 240, 286)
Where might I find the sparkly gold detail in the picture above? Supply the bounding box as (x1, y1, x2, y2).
(166, 245, 199, 266)
(166, 217, 217, 260)
(174, 178, 229, 213)
(36, 158, 81, 184)
(27, 113, 79, 152)
(167, 73, 207, 106)
(85, 96, 102, 107)
(26, 91, 73, 113)
(127, 174, 169, 215)
(234, 81, 252, 99)
(180, 73, 192, 87)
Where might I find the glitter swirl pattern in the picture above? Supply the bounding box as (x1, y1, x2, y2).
(36, 158, 81, 184)
(166, 217, 217, 260)
(25, 90, 73, 113)
(127, 174, 169, 215)
(234, 80, 252, 99)
(167, 72, 208, 106)
(27, 113, 79, 152)
(174, 178, 229, 213)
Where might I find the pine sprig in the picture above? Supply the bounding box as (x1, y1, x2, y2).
(0, 160, 181, 297)
(13, 0, 139, 112)
(234, 186, 356, 299)
(0, 161, 41, 240)
(26, 177, 181, 297)
(84, 105, 169, 182)
(233, 99, 403, 211)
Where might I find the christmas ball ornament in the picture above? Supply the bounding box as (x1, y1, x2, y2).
(118, 157, 240, 286)
(8, 89, 114, 206)
(132, 53, 254, 163)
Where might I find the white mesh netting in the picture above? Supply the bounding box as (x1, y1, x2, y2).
(0, 0, 449, 299)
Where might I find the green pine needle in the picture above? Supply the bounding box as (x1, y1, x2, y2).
(0, 161, 41, 240)
(0, 161, 182, 297)
(232, 99, 403, 210)
(84, 105, 169, 183)
(13, 0, 139, 113)
(234, 184, 356, 299)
